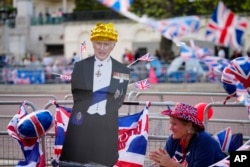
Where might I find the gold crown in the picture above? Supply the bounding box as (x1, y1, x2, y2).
(90, 22, 118, 42)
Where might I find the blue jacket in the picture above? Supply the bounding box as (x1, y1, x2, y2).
(165, 131, 226, 167)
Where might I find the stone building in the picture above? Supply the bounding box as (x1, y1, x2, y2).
(1, 0, 250, 63)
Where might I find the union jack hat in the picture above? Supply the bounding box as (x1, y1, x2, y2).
(161, 102, 204, 129)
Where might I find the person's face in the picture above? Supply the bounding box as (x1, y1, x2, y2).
(92, 41, 115, 61)
(169, 117, 191, 139)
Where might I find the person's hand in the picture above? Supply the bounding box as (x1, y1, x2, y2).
(149, 148, 177, 167)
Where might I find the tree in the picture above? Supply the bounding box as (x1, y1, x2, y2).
(74, 0, 107, 11)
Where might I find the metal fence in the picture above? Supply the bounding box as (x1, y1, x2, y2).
(0, 92, 249, 166)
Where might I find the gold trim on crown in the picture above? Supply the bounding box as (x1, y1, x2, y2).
(90, 22, 118, 42)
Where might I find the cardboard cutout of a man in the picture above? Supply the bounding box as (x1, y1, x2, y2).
(59, 23, 130, 166)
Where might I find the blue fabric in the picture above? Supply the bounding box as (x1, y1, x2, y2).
(165, 131, 226, 167)
(91, 86, 109, 105)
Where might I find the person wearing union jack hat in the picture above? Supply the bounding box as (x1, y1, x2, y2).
(59, 22, 130, 166)
(149, 102, 226, 167)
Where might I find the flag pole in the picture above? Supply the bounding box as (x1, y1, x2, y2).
(127, 59, 139, 68)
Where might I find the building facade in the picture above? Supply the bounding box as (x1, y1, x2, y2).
(1, 0, 250, 63)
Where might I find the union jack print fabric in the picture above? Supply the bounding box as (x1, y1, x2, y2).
(210, 137, 250, 167)
(135, 78, 150, 90)
(213, 127, 232, 152)
(115, 105, 149, 167)
(145, 16, 200, 40)
(138, 53, 154, 62)
(180, 40, 211, 60)
(7, 102, 45, 167)
(52, 103, 149, 166)
(221, 57, 250, 97)
(205, 1, 248, 49)
(52, 104, 72, 166)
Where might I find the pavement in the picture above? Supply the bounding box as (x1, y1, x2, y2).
(0, 82, 225, 94)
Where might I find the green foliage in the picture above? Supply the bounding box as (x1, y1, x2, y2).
(130, 0, 250, 18)
(74, 0, 108, 11)
(73, 0, 250, 16)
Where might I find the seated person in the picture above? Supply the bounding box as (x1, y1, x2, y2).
(149, 102, 226, 167)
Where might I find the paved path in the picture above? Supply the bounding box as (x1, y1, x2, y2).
(0, 82, 225, 94)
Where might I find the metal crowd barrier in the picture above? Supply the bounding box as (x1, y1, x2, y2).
(127, 91, 228, 102)
(126, 91, 228, 115)
(0, 100, 37, 167)
(0, 92, 250, 166)
(0, 94, 58, 100)
(42, 100, 250, 166)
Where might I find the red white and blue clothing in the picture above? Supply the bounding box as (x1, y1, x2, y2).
(165, 131, 226, 167)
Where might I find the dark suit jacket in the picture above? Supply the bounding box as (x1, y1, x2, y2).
(60, 56, 130, 166)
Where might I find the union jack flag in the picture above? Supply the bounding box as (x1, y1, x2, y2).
(210, 137, 250, 167)
(7, 102, 45, 167)
(59, 74, 72, 81)
(81, 41, 86, 53)
(209, 157, 230, 167)
(212, 127, 232, 152)
(221, 57, 250, 97)
(203, 55, 229, 81)
(115, 104, 149, 167)
(98, 0, 133, 12)
(52, 103, 149, 166)
(135, 78, 150, 90)
(51, 104, 72, 167)
(138, 53, 154, 62)
(80, 41, 86, 60)
(180, 40, 211, 60)
(205, 1, 248, 49)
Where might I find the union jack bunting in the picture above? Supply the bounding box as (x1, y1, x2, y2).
(144, 16, 200, 40)
(138, 53, 154, 62)
(135, 78, 150, 90)
(97, 0, 133, 12)
(205, 1, 248, 49)
(7, 102, 45, 167)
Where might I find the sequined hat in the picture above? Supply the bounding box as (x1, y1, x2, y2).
(161, 102, 204, 129)
(90, 22, 118, 42)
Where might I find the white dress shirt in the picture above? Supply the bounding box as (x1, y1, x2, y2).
(87, 56, 112, 115)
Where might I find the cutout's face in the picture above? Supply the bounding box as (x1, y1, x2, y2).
(92, 41, 115, 61)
